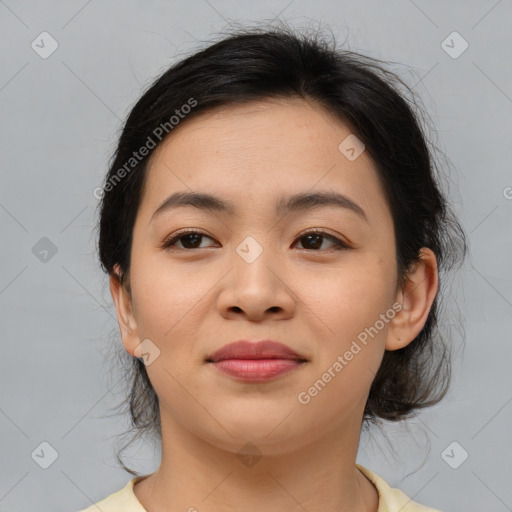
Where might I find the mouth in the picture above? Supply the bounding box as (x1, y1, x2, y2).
(205, 340, 308, 363)
(205, 340, 308, 382)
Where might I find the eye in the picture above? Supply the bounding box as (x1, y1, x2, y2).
(293, 230, 350, 251)
(160, 229, 350, 252)
(160, 230, 217, 250)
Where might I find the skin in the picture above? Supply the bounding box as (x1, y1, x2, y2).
(110, 97, 438, 512)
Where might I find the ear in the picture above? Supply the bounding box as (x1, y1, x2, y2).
(386, 248, 439, 351)
(109, 264, 140, 358)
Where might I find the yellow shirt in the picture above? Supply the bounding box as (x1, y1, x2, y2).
(77, 464, 441, 512)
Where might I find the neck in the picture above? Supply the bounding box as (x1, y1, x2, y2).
(133, 412, 379, 512)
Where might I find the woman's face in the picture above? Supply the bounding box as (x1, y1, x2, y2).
(113, 98, 405, 455)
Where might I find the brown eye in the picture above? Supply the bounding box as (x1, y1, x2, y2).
(160, 229, 350, 252)
(161, 230, 217, 250)
(294, 230, 349, 251)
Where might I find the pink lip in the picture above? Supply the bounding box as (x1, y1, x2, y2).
(206, 340, 307, 382)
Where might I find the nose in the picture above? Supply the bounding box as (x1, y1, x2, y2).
(217, 249, 296, 322)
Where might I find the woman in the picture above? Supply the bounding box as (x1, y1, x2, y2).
(80, 25, 466, 512)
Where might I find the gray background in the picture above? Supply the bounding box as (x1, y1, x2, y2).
(1, 1, 511, 511)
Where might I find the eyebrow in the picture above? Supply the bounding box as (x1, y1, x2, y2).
(151, 190, 368, 223)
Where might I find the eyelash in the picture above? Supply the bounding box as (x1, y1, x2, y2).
(159, 229, 350, 252)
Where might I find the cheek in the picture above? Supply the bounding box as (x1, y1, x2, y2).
(129, 249, 214, 341)
(300, 252, 395, 391)
(128, 258, 211, 411)
(304, 251, 396, 335)
(296, 267, 392, 422)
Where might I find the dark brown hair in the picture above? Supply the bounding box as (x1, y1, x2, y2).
(96, 23, 467, 475)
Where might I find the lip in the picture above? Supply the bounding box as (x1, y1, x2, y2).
(206, 340, 307, 363)
(206, 340, 308, 382)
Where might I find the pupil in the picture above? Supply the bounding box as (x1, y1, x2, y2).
(305, 234, 322, 249)
(183, 234, 201, 248)
(180, 233, 326, 250)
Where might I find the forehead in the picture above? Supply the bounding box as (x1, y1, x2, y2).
(138, 98, 391, 224)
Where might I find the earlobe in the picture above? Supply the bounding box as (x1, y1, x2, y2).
(385, 248, 439, 351)
(109, 265, 140, 357)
